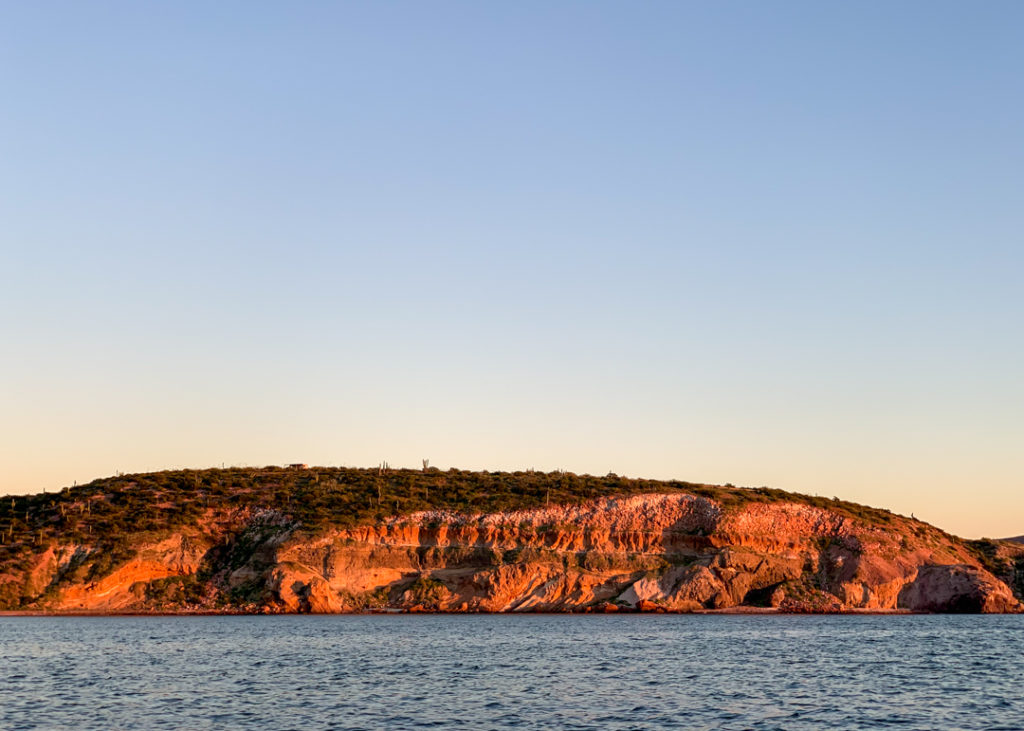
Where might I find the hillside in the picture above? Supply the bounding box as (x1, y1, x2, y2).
(1, 466, 1021, 613)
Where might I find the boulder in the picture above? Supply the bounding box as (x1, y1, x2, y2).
(898, 564, 1022, 613)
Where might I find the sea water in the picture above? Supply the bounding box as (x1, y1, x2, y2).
(2, 614, 1022, 730)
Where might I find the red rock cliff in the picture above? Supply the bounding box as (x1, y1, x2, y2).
(4, 491, 1021, 614)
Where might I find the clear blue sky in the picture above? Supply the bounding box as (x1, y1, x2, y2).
(2, 2, 1022, 537)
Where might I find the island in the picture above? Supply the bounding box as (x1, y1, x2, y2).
(2, 466, 1021, 614)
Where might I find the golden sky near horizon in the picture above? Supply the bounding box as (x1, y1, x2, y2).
(3, 4, 1022, 540)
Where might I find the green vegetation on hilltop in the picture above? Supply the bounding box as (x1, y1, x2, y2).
(0, 465, 926, 566)
(0, 466, 698, 552)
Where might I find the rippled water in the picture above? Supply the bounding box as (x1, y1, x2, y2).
(2, 614, 1022, 730)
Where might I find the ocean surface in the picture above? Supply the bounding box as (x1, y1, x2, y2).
(1, 614, 1022, 730)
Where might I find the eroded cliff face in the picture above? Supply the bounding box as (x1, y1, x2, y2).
(4, 493, 1022, 614)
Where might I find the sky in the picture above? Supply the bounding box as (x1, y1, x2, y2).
(1, 2, 1022, 538)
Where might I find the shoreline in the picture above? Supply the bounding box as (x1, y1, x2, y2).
(0, 607, 935, 617)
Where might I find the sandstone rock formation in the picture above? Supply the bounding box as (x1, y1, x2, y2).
(2, 475, 1021, 614)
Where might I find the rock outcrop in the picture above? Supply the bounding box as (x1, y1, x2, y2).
(2, 480, 1021, 614)
(897, 564, 1020, 613)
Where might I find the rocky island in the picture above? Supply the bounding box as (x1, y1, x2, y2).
(1, 466, 1021, 614)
